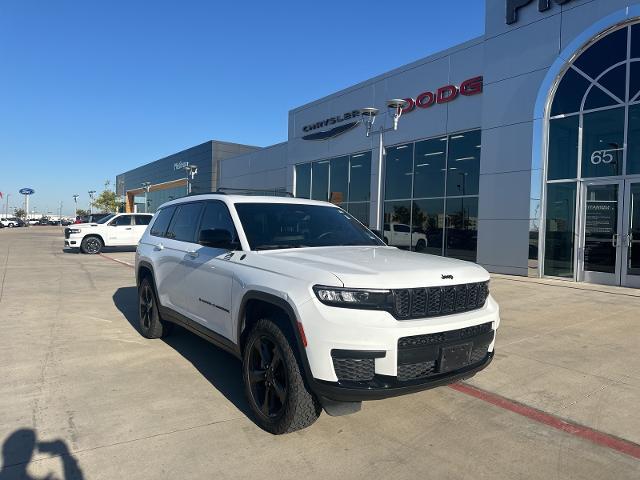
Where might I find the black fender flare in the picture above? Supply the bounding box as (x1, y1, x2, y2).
(237, 290, 315, 385)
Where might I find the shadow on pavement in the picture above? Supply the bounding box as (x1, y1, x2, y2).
(0, 429, 83, 480)
(61, 246, 136, 255)
(112, 287, 252, 419)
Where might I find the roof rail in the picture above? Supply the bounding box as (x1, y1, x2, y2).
(215, 187, 294, 198)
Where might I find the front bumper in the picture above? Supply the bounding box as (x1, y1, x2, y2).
(312, 351, 493, 402)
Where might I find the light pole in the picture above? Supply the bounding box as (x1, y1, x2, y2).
(73, 194, 79, 219)
(358, 99, 408, 231)
(4, 193, 9, 220)
(141, 182, 151, 213)
(88, 190, 96, 214)
(184, 165, 198, 195)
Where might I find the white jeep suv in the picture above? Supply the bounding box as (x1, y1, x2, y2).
(135, 194, 499, 434)
(64, 213, 153, 254)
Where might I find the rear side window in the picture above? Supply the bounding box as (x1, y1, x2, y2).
(150, 207, 175, 237)
(197, 201, 237, 240)
(134, 215, 152, 226)
(166, 203, 203, 243)
(111, 215, 133, 226)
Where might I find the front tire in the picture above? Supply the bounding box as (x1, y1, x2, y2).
(138, 277, 172, 339)
(80, 235, 103, 254)
(242, 319, 321, 434)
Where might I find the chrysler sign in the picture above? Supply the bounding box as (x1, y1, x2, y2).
(301, 76, 483, 141)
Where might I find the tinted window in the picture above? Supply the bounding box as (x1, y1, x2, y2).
(627, 104, 640, 175)
(295, 163, 311, 199)
(198, 201, 237, 241)
(394, 224, 410, 233)
(166, 203, 203, 243)
(349, 152, 372, 201)
(329, 156, 348, 204)
(111, 215, 132, 226)
(445, 197, 478, 262)
(385, 144, 413, 200)
(548, 116, 579, 180)
(414, 137, 446, 198)
(311, 161, 329, 201)
(551, 68, 591, 116)
(544, 183, 576, 278)
(347, 202, 370, 227)
(447, 131, 480, 197)
(134, 215, 152, 226)
(150, 207, 175, 237)
(234, 203, 381, 250)
(581, 107, 625, 177)
(574, 27, 627, 79)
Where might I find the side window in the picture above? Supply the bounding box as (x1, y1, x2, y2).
(394, 224, 410, 233)
(197, 201, 237, 241)
(111, 215, 132, 226)
(150, 207, 175, 237)
(134, 215, 152, 226)
(166, 203, 204, 243)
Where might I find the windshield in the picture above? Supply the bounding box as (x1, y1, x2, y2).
(234, 203, 383, 251)
(95, 214, 116, 224)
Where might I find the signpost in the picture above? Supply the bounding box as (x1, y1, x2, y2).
(18, 188, 35, 222)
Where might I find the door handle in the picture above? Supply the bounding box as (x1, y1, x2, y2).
(125, 227, 132, 230)
(187, 250, 199, 258)
(154, 243, 164, 251)
(612, 234, 620, 247)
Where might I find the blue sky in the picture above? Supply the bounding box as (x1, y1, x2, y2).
(0, 1, 485, 215)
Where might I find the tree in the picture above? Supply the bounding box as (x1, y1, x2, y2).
(91, 180, 120, 213)
(14, 208, 26, 219)
(76, 208, 89, 217)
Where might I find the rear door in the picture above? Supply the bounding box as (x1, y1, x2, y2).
(132, 214, 153, 244)
(162, 202, 205, 314)
(145, 206, 179, 309)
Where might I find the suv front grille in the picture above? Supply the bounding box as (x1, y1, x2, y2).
(393, 281, 489, 319)
(332, 357, 375, 382)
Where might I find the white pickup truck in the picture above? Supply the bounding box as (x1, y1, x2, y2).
(64, 213, 153, 253)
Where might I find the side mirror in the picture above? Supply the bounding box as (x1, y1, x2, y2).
(199, 229, 235, 249)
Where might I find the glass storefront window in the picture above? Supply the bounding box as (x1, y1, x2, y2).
(581, 107, 625, 178)
(445, 197, 478, 262)
(311, 161, 329, 201)
(446, 131, 480, 197)
(385, 144, 413, 200)
(627, 104, 640, 175)
(412, 199, 444, 256)
(413, 137, 446, 198)
(349, 152, 371, 201)
(544, 183, 576, 277)
(548, 116, 579, 180)
(347, 202, 370, 227)
(383, 200, 412, 250)
(295, 163, 311, 199)
(329, 156, 348, 204)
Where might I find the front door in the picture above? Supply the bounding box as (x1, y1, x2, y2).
(622, 181, 640, 288)
(578, 179, 640, 287)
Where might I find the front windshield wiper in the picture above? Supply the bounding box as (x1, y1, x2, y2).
(254, 244, 309, 250)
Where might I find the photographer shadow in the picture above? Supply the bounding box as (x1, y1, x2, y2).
(0, 429, 83, 480)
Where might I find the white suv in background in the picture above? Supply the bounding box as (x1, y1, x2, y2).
(64, 213, 153, 254)
(135, 194, 499, 434)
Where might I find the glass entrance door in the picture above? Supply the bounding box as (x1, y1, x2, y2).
(622, 181, 640, 288)
(578, 181, 624, 285)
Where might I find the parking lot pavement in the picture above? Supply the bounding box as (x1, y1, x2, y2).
(0, 227, 639, 479)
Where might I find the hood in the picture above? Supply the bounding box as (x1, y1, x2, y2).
(259, 246, 489, 289)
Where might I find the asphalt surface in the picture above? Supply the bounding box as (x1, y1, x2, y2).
(0, 227, 638, 479)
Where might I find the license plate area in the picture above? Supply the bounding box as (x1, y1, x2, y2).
(439, 343, 472, 373)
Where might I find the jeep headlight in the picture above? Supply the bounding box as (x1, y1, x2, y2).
(313, 285, 393, 310)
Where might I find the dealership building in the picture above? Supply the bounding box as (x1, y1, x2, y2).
(118, 0, 640, 288)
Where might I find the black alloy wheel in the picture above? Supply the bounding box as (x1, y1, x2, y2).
(247, 334, 288, 419)
(81, 236, 103, 254)
(137, 277, 170, 339)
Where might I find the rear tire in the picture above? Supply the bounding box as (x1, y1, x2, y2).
(415, 239, 426, 252)
(81, 235, 103, 254)
(138, 277, 172, 339)
(242, 319, 321, 434)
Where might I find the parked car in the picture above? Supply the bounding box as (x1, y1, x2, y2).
(135, 194, 499, 434)
(383, 222, 427, 251)
(64, 213, 153, 253)
(0, 217, 25, 228)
